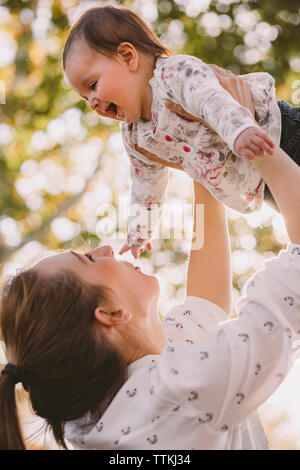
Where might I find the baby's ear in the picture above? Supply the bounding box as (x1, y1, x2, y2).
(117, 42, 138, 71)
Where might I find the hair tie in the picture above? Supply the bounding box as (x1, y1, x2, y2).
(1, 363, 29, 389)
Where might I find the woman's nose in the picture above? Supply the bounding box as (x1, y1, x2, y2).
(91, 245, 114, 258)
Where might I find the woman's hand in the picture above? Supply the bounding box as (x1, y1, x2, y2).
(165, 100, 211, 125)
(134, 143, 183, 171)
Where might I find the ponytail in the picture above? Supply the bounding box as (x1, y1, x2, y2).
(0, 269, 127, 450)
(0, 372, 26, 450)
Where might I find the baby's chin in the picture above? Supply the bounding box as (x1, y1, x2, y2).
(125, 108, 150, 124)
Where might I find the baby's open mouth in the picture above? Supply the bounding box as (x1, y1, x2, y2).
(107, 102, 117, 114)
(107, 102, 124, 120)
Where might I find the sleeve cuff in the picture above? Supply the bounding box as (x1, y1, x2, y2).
(183, 296, 228, 323)
(288, 243, 300, 252)
(228, 122, 261, 156)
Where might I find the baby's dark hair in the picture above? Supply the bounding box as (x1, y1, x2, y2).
(62, 5, 174, 69)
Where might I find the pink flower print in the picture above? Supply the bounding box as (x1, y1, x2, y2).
(196, 149, 218, 165)
(246, 192, 255, 203)
(193, 161, 205, 180)
(254, 179, 264, 207)
(161, 66, 176, 91)
(128, 225, 147, 247)
(245, 180, 264, 208)
(127, 231, 136, 244)
(124, 133, 136, 150)
(152, 111, 158, 134)
(130, 157, 152, 180)
(238, 106, 252, 119)
(204, 165, 223, 187)
(135, 224, 144, 236)
(145, 198, 159, 210)
(152, 111, 158, 125)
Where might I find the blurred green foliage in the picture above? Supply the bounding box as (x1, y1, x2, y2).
(0, 0, 299, 284)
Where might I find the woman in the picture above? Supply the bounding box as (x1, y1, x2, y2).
(0, 104, 300, 450)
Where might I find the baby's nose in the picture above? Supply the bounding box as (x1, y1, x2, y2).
(90, 97, 98, 111)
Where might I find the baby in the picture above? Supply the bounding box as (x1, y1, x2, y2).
(63, 5, 300, 258)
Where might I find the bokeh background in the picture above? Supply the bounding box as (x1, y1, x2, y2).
(1, 0, 300, 450)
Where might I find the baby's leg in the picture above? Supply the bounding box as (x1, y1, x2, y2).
(264, 100, 300, 211)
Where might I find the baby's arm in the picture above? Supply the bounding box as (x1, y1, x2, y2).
(119, 154, 168, 259)
(160, 57, 274, 160)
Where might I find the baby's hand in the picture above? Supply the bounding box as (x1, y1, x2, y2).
(119, 242, 152, 259)
(234, 126, 275, 161)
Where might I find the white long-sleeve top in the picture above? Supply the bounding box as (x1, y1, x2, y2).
(121, 54, 282, 248)
(64, 244, 300, 450)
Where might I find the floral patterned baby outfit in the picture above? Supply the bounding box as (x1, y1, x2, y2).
(121, 54, 282, 248)
(64, 244, 300, 450)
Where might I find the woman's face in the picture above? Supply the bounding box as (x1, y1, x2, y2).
(34, 245, 160, 318)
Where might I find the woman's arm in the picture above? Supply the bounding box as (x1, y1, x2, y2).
(134, 100, 232, 312)
(252, 146, 300, 244)
(187, 182, 231, 314)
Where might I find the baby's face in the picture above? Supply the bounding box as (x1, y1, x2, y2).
(64, 39, 151, 124)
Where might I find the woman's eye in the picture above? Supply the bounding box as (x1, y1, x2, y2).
(89, 81, 97, 90)
(85, 253, 95, 262)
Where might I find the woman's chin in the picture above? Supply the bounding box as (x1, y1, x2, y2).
(151, 275, 160, 294)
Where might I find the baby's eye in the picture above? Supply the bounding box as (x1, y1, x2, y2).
(85, 253, 95, 262)
(88, 81, 97, 90)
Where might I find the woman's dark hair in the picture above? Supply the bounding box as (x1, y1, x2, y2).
(0, 268, 126, 450)
(62, 5, 174, 69)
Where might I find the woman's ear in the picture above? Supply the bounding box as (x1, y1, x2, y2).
(117, 42, 138, 71)
(94, 306, 132, 327)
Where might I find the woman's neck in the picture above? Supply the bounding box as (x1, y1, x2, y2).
(124, 311, 168, 366)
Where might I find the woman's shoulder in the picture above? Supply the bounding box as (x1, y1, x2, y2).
(162, 296, 227, 343)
